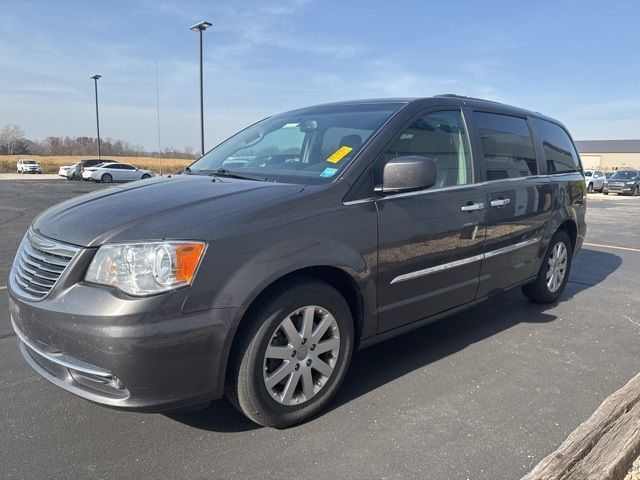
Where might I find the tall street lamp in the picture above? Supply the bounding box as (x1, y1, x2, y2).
(90, 74, 102, 159)
(189, 21, 212, 157)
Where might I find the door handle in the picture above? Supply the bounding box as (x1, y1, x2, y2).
(461, 202, 485, 212)
(490, 198, 511, 207)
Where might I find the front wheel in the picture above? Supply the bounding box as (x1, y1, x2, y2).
(227, 278, 354, 428)
(141, 174, 151, 179)
(522, 230, 572, 303)
(587, 183, 593, 193)
(634, 186, 639, 196)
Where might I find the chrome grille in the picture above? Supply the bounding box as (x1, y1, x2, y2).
(10, 230, 80, 301)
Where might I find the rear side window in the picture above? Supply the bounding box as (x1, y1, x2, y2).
(475, 112, 537, 180)
(532, 118, 581, 174)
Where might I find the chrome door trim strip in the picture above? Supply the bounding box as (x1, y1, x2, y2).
(390, 254, 485, 284)
(483, 237, 541, 259)
(390, 237, 541, 284)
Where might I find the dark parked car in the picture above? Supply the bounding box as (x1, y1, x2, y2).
(602, 169, 640, 195)
(9, 96, 586, 427)
(67, 158, 117, 180)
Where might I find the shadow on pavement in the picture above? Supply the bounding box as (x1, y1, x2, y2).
(167, 248, 621, 431)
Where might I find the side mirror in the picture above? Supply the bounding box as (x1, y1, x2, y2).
(375, 156, 437, 194)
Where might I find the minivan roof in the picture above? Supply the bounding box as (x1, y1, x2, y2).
(303, 95, 563, 128)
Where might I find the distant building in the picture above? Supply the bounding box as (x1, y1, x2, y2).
(575, 140, 640, 171)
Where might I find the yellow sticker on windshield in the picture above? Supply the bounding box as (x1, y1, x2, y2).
(326, 146, 353, 164)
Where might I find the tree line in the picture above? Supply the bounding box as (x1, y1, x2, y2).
(0, 124, 196, 159)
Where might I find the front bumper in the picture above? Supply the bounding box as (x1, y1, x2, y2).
(9, 284, 243, 411)
(604, 184, 634, 194)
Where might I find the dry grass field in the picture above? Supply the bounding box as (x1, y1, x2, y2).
(0, 155, 192, 174)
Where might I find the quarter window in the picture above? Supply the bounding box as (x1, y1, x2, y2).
(384, 110, 473, 188)
(531, 118, 581, 174)
(475, 112, 537, 179)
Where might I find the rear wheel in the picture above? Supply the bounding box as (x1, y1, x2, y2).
(227, 278, 354, 428)
(101, 173, 112, 184)
(522, 230, 572, 303)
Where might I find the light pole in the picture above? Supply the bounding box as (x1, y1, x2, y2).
(90, 74, 102, 159)
(189, 21, 212, 157)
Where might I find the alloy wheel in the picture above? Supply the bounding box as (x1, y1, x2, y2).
(546, 242, 568, 293)
(263, 305, 340, 406)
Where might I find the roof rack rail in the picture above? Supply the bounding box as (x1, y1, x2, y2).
(435, 93, 504, 105)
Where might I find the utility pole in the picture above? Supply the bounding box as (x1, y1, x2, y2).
(90, 74, 102, 159)
(189, 21, 212, 157)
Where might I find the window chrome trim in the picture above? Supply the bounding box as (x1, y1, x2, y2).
(390, 237, 541, 284)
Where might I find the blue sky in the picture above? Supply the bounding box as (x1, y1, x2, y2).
(1, 0, 639, 151)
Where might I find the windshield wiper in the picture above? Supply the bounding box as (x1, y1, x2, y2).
(207, 168, 267, 181)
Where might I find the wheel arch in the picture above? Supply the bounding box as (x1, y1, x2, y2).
(221, 265, 366, 390)
(557, 218, 578, 252)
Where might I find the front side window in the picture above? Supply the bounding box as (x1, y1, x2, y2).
(189, 103, 403, 184)
(383, 110, 473, 188)
(531, 118, 581, 174)
(475, 112, 537, 180)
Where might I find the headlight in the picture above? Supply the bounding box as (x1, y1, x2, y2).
(626, 181, 636, 185)
(85, 241, 205, 295)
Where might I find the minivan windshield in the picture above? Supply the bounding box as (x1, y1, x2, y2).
(610, 170, 638, 180)
(187, 103, 403, 184)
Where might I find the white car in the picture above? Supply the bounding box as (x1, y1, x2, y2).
(16, 159, 43, 174)
(81, 162, 108, 180)
(58, 163, 75, 177)
(584, 169, 606, 192)
(90, 162, 155, 183)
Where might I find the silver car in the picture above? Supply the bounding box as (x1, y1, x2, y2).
(90, 162, 155, 183)
(584, 169, 605, 192)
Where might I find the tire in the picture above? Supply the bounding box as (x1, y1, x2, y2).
(603, 191, 609, 195)
(101, 173, 112, 184)
(635, 186, 639, 196)
(522, 230, 572, 303)
(226, 277, 354, 428)
(587, 183, 593, 193)
(141, 174, 151, 179)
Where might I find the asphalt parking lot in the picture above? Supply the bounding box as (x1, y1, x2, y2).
(1, 180, 639, 480)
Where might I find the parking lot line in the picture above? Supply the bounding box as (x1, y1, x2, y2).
(0, 285, 6, 290)
(583, 242, 640, 253)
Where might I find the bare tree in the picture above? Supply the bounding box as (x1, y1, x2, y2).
(0, 124, 26, 154)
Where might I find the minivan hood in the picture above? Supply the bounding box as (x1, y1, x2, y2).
(32, 175, 305, 247)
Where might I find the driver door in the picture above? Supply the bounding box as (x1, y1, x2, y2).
(375, 109, 487, 333)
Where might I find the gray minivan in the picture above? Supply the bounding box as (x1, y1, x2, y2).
(9, 95, 586, 427)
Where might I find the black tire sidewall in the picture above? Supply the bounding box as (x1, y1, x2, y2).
(102, 174, 112, 183)
(232, 279, 354, 427)
(524, 230, 573, 303)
